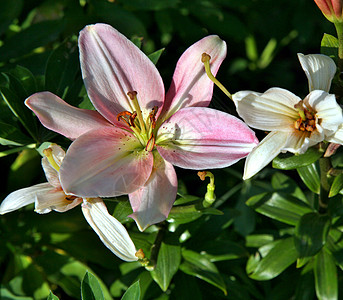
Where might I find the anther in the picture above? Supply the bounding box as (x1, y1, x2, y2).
(43, 148, 60, 172)
(149, 106, 159, 129)
(146, 133, 155, 151)
(117, 111, 132, 127)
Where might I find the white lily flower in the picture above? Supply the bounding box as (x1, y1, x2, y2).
(0, 144, 138, 262)
(233, 53, 343, 180)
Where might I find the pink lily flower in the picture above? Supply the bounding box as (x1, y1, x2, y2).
(25, 24, 258, 231)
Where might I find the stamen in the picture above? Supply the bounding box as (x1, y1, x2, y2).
(117, 111, 133, 127)
(130, 112, 137, 127)
(294, 101, 306, 121)
(43, 148, 60, 172)
(127, 91, 146, 135)
(149, 106, 158, 129)
(146, 133, 155, 151)
(201, 53, 233, 100)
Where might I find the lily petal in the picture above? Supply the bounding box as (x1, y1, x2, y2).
(81, 198, 138, 261)
(0, 183, 52, 214)
(25, 92, 112, 140)
(156, 107, 258, 169)
(243, 131, 289, 180)
(283, 129, 323, 154)
(42, 144, 65, 187)
(79, 23, 165, 123)
(35, 188, 82, 214)
(129, 154, 177, 231)
(60, 127, 153, 197)
(233, 87, 300, 131)
(162, 35, 227, 120)
(327, 124, 343, 144)
(298, 53, 336, 92)
(304, 90, 343, 135)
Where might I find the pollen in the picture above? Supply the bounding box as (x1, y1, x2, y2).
(294, 107, 316, 132)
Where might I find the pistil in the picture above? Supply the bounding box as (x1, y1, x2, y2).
(201, 53, 233, 100)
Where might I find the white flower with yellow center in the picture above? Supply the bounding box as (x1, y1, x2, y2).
(233, 53, 343, 179)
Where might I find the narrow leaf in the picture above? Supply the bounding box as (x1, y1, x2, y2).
(294, 212, 331, 257)
(121, 281, 141, 300)
(151, 242, 181, 291)
(47, 291, 60, 300)
(297, 163, 320, 194)
(314, 248, 338, 300)
(329, 173, 343, 197)
(81, 271, 104, 300)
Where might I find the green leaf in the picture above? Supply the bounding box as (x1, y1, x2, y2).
(81, 271, 105, 300)
(45, 39, 81, 103)
(7, 65, 37, 97)
(118, 0, 178, 10)
(246, 237, 298, 280)
(294, 212, 331, 257)
(121, 281, 140, 300)
(0, 0, 23, 35)
(246, 192, 313, 225)
(329, 173, 343, 197)
(272, 147, 323, 170)
(0, 20, 65, 61)
(321, 33, 338, 59)
(0, 284, 32, 300)
(112, 200, 133, 223)
(297, 163, 320, 194)
(180, 249, 227, 295)
(151, 242, 181, 291)
(314, 248, 338, 300)
(200, 240, 249, 262)
(47, 291, 60, 300)
(0, 121, 32, 146)
(148, 48, 165, 65)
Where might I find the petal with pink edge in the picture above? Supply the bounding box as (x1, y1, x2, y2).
(162, 35, 227, 120)
(0, 182, 53, 214)
(41, 144, 65, 187)
(25, 92, 112, 140)
(129, 153, 177, 231)
(156, 107, 258, 169)
(60, 127, 153, 197)
(79, 23, 165, 124)
(82, 198, 138, 261)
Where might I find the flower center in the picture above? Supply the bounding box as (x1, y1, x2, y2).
(117, 91, 159, 151)
(294, 101, 316, 132)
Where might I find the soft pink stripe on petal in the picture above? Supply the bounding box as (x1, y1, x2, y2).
(129, 154, 177, 231)
(25, 92, 112, 140)
(79, 23, 165, 123)
(162, 35, 227, 120)
(0, 183, 53, 214)
(156, 107, 258, 169)
(82, 198, 138, 261)
(60, 127, 153, 197)
(243, 131, 289, 180)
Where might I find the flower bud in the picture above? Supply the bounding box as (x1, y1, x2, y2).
(314, 0, 343, 23)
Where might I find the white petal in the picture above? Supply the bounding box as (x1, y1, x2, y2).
(81, 198, 138, 262)
(35, 189, 82, 214)
(41, 144, 65, 187)
(233, 88, 300, 131)
(327, 124, 343, 144)
(304, 90, 343, 136)
(0, 183, 52, 214)
(243, 131, 289, 180)
(283, 130, 323, 154)
(298, 53, 337, 92)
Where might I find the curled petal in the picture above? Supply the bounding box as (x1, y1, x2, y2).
(304, 90, 343, 136)
(25, 92, 112, 140)
(162, 35, 227, 119)
(243, 131, 289, 180)
(60, 127, 153, 197)
(298, 53, 336, 92)
(82, 198, 138, 261)
(0, 183, 52, 214)
(79, 23, 165, 123)
(233, 88, 300, 131)
(41, 144, 66, 187)
(129, 154, 177, 231)
(35, 188, 82, 214)
(156, 107, 258, 169)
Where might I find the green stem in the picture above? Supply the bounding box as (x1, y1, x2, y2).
(334, 22, 343, 69)
(146, 222, 166, 271)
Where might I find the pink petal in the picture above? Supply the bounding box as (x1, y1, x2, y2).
(156, 107, 258, 169)
(41, 144, 65, 187)
(60, 127, 153, 197)
(129, 154, 177, 231)
(161, 35, 227, 120)
(79, 23, 165, 124)
(25, 92, 112, 140)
